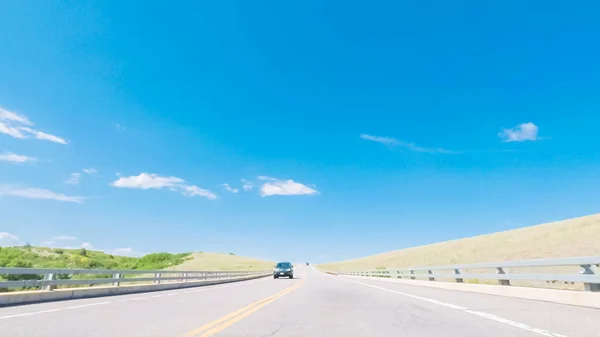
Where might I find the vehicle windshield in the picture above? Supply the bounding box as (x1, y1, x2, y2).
(3, 2, 599, 337)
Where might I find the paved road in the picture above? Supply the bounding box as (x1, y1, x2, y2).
(1, 265, 599, 336)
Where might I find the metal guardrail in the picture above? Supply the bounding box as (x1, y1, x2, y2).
(336, 256, 600, 292)
(0, 268, 270, 290)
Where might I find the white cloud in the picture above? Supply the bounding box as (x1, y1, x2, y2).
(111, 173, 184, 189)
(0, 106, 68, 144)
(105, 247, 144, 257)
(0, 107, 32, 125)
(0, 152, 36, 163)
(111, 173, 218, 200)
(51, 235, 77, 241)
(81, 242, 93, 249)
(241, 179, 253, 191)
(19, 127, 68, 145)
(65, 169, 98, 185)
(257, 176, 276, 181)
(0, 185, 84, 203)
(221, 183, 239, 193)
(82, 168, 98, 175)
(499, 122, 539, 142)
(0, 232, 19, 241)
(0, 232, 20, 246)
(181, 185, 219, 199)
(359, 134, 399, 146)
(360, 134, 459, 154)
(260, 178, 319, 197)
(42, 235, 78, 246)
(0, 122, 27, 139)
(65, 172, 82, 185)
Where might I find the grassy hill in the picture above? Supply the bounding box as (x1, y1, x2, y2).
(166, 252, 274, 272)
(319, 214, 600, 290)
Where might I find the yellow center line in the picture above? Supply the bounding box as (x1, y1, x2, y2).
(183, 273, 307, 337)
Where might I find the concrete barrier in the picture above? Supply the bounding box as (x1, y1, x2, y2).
(0, 274, 269, 306)
(344, 275, 600, 309)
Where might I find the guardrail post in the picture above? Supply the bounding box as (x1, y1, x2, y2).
(112, 273, 121, 286)
(182, 272, 188, 282)
(410, 270, 415, 280)
(454, 269, 463, 283)
(42, 273, 55, 291)
(154, 273, 161, 284)
(581, 264, 600, 292)
(497, 267, 510, 286)
(428, 270, 435, 281)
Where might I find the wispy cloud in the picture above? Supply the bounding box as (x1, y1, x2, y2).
(65, 172, 82, 185)
(0, 106, 68, 144)
(221, 183, 239, 193)
(499, 122, 539, 142)
(0, 123, 27, 138)
(241, 179, 253, 191)
(0, 185, 84, 203)
(65, 168, 99, 185)
(257, 176, 276, 181)
(180, 185, 219, 199)
(106, 247, 145, 257)
(359, 134, 399, 146)
(259, 177, 319, 197)
(111, 173, 218, 200)
(0, 232, 21, 246)
(19, 127, 68, 144)
(360, 134, 459, 154)
(83, 168, 98, 175)
(0, 108, 32, 125)
(42, 235, 78, 246)
(0, 232, 19, 241)
(112, 173, 183, 189)
(81, 242, 93, 249)
(0, 152, 36, 163)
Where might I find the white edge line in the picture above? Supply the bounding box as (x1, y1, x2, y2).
(65, 301, 111, 309)
(336, 276, 570, 337)
(0, 309, 61, 320)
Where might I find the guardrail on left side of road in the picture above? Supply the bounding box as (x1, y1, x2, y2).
(0, 268, 271, 306)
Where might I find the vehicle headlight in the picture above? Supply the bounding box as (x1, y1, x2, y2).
(286, 268, 291, 271)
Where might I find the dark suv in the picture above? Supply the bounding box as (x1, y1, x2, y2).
(273, 262, 294, 279)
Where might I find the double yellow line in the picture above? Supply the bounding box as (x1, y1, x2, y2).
(183, 278, 305, 337)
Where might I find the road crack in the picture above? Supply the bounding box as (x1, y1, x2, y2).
(260, 324, 285, 337)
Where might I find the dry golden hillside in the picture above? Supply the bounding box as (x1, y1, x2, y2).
(319, 214, 600, 290)
(166, 252, 274, 272)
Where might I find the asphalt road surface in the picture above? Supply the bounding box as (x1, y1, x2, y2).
(1, 265, 599, 336)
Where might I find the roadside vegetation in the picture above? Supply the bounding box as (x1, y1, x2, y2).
(0, 246, 191, 292)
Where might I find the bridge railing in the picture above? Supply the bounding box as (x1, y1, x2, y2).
(0, 268, 270, 291)
(336, 256, 600, 292)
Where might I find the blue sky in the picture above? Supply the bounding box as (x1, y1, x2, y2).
(1, 1, 600, 263)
